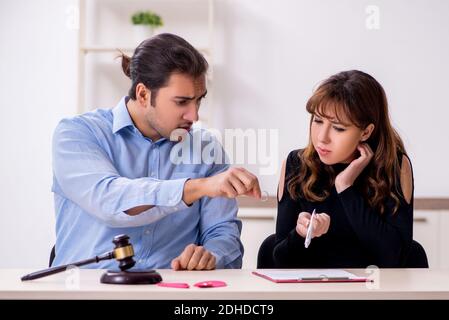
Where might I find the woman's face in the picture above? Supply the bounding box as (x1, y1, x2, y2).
(310, 109, 374, 165)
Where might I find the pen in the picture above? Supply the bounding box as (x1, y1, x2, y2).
(304, 209, 316, 248)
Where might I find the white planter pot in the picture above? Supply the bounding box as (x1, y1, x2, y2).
(132, 25, 154, 44)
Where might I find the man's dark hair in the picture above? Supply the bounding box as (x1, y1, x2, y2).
(120, 33, 208, 105)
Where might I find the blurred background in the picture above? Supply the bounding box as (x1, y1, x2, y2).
(1, 0, 448, 270)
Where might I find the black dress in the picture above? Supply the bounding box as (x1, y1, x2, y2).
(273, 149, 413, 268)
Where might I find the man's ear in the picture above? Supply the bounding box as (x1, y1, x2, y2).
(135, 83, 150, 107)
(361, 123, 375, 142)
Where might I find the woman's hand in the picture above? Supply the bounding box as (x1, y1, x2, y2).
(296, 211, 331, 239)
(335, 143, 374, 193)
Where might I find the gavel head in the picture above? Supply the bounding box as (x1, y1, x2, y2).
(112, 234, 136, 271)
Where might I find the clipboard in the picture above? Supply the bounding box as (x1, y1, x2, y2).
(252, 269, 371, 283)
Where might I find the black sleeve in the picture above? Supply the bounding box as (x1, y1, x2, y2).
(336, 155, 414, 267)
(272, 150, 312, 267)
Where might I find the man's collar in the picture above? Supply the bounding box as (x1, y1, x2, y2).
(111, 96, 169, 144)
(112, 96, 134, 134)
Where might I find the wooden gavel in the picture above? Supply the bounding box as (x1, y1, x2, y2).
(21, 234, 135, 281)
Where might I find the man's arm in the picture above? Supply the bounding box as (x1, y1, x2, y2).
(124, 204, 154, 216)
(128, 166, 262, 215)
(53, 119, 189, 226)
(126, 176, 205, 216)
(170, 175, 245, 270)
(196, 163, 244, 269)
(169, 133, 262, 270)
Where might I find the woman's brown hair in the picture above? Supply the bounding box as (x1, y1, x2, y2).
(287, 70, 406, 215)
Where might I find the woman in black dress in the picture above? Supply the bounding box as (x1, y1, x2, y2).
(274, 70, 414, 268)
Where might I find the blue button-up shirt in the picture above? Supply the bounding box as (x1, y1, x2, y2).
(51, 97, 243, 269)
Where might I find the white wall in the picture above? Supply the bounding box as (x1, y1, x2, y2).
(1, 0, 448, 268)
(212, 0, 449, 197)
(0, 0, 78, 267)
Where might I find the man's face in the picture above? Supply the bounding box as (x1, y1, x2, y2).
(144, 73, 207, 141)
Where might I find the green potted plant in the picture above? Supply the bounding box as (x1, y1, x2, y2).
(131, 10, 163, 42)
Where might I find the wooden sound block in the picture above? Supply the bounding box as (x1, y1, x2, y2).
(100, 269, 162, 285)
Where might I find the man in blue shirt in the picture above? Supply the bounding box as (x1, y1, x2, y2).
(51, 33, 261, 271)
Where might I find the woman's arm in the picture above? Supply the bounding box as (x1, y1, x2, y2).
(337, 155, 414, 267)
(272, 155, 312, 267)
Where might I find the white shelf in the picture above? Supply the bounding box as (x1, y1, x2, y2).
(80, 46, 135, 53)
(78, 0, 215, 127)
(80, 45, 211, 56)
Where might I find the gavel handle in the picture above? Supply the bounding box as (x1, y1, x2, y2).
(21, 252, 114, 281)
